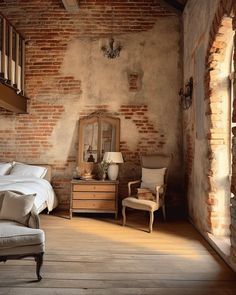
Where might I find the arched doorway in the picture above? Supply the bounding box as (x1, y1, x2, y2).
(205, 2, 235, 263)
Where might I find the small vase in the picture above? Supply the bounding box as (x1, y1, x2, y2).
(102, 172, 106, 181)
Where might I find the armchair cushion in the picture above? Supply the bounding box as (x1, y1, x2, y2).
(141, 167, 166, 193)
(0, 220, 44, 249)
(0, 191, 36, 226)
(122, 197, 159, 212)
(137, 188, 155, 201)
(0, 220, 44, 255)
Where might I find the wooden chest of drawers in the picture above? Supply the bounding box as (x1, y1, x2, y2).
(70, 180, 119, 219)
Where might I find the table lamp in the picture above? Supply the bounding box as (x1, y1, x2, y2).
(103, 152, 123, 180)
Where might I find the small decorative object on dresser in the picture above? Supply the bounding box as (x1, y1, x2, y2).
(99, 160, 110, 180)
(70, 179, 119, 219)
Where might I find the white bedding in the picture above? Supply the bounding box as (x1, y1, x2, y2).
(0, 175, 57, 213)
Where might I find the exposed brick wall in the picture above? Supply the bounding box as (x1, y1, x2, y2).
(0, 102, 65, 160)
(0, 0, 174, 40)
(204, 0, 236, 266)
(0, 1, 181, 212)
(119, 104, 166, 162)
(231, 3, 236, 266)
(185, 129, 194, 188)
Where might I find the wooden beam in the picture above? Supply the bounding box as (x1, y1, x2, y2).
(162, 0, 185, 12)
(0, 83, 27, 113)
(61, 0, 79, 13)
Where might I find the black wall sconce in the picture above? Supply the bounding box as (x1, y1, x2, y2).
(179, 77, 193, 110)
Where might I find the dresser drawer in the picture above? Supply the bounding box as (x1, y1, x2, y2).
(72, 200, 115, 210)
(73, 192, 115, 200)
(73, 184, 116, 192)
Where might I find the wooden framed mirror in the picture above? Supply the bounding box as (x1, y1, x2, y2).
(78, 114, 120, 177)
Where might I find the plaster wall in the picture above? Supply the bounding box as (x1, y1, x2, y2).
(58, 18, 181, 166)
(40, 18, 182, 172)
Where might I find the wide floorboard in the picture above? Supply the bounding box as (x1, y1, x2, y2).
(0, 211, 236, 295)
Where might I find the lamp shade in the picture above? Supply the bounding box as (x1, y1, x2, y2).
(103, 152, 123, 164)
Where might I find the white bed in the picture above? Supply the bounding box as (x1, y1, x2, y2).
(0, 163, 58, 214)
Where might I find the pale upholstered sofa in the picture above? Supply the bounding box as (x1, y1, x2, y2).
(0, 191, 45, 281)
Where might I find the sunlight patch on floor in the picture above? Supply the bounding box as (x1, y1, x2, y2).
(45, 214, 211, 261)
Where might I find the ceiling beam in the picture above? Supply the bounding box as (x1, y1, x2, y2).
(162, 0, 185, 12)
(61, 0, 79, 13)
(0, 83, 27, 113)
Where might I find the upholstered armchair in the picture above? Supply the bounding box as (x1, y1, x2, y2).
(0, 191, 45, 281)
(122, 154, 171, 232)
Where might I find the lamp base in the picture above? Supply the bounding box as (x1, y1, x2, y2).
(108, 164, 119, 181)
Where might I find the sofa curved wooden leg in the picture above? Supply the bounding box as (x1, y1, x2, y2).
(35, 252, 44, 281)
(122, 206, 126, 226)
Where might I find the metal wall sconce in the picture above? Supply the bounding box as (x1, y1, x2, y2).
(101, 37, 122, 59)
(101, 0, 122, 59)
(179, 77, 193, 110)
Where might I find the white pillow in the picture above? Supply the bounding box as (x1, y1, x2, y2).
(0, 162, 13, 176)
(141, 167, 166, 193)
(10, 162, 47, 178)
(0, 191, 36, 225)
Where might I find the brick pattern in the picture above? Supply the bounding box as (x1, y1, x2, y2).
(185, 130, 194, 187)
(232, 5, 236, 264)
(0, 0, 174, 39)
(204, 0, 236, 266)
(119, 105, 166, 163)
(128, 72, 141, 92)
(0, 102, 65, 161)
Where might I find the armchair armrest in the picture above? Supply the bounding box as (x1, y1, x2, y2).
(157, 185, 164, 195)
(128, 180, 141, 196)
(155, 185, 162, 203)
(155, 184, 166, 205)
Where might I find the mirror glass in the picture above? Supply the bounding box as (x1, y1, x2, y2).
(101, 121, 116, 160)
(82, 122, 98, 163)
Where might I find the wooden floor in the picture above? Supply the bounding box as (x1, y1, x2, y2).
(0, 211, 236, 295)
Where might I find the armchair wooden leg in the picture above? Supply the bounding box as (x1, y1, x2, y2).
(162, 205, 166, 221)
(35, 252, 44, 281)
(149, 211, 154, 233)
(122, 206, 126, 226)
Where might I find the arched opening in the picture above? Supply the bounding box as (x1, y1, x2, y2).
(206, 12, 235, 245)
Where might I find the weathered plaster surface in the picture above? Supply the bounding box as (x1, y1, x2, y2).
(57, 17, 183, 185)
